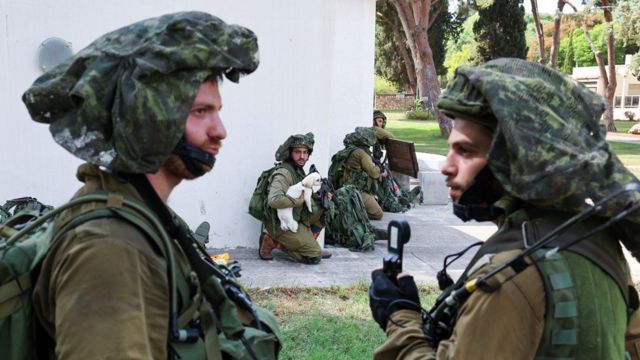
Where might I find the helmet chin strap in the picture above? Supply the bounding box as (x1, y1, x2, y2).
(172, 138, 216, 178)
(452, 166, 503, 222)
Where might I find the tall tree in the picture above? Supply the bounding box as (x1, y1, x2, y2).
(562, 30, 576, 73)
(474, 0, 528, 62)
(389, 0, 452, 136)
(615, 0, 640, 79)
(548, 1, 582, 68)
(582, 0, 617, 131)
(530, 0, 547, 64)
(375, 1, 460, 93)
(376, 2, 417, 93)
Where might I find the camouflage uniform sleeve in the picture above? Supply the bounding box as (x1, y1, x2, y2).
(374, 127, 395, 141)
(33, 218, 169, 359)
(353, 149, 381, 179)
(267, 169, 304, 209)
(373, 310, 436, 360)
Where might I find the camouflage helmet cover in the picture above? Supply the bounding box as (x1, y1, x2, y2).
(440, 58, 639, 225)
(373, 110, 387, 127)
(275, 133, 315, 162)
(343, 127, 377, 148)
(22, 11, 259, 173)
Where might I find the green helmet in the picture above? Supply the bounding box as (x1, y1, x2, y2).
(343, 127, 377, 148)
(275, 133, 315, 162)
(373, 110, 387, 128)
(22, 11, 259, 174)
(438, 58, 639, 225)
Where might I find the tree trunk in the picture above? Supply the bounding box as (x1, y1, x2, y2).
(531, 0, 546, 64)
(551, 1, 578, 68)
(549, 1, 566, 68)
(390, 0, 451, 137)
(602, 0, 617, 132)
(582, 2, 617, 132)
(379, 13, 417, 94)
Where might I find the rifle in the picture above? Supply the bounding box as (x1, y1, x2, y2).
(309, 164, 335, 210)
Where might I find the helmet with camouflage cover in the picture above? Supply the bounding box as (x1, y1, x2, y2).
(275, 133, 315, 162)
(22, 11, 259, 174)
(373, 110, 387, 128)
(343, 127, 377, 148)
(437, 58, 640, 226)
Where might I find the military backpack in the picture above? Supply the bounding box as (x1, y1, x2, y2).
(328, 147, 358, 190)
(0, 193, 281, 359)
(248, 165, 278, 223)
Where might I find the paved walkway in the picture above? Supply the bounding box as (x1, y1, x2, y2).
(212, 200, 640, 289)
(607, 131, 640, 144)
(212, 203, 493, 289)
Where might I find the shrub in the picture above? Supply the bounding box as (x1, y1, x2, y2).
(624, 111, 636, 121)
(405, 109, 435, 120)
(374, 75, 400, 94)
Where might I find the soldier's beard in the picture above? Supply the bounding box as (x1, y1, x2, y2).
(163, 154, 212, 181)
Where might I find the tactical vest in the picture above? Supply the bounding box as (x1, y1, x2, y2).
(460, 207, 631, 360)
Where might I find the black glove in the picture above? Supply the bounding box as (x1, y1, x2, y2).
(369, 269, 421, 331)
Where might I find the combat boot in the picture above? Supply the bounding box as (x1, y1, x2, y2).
(259, 232, 283, 260)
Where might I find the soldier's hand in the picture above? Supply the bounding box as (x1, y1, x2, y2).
(327, 192, 333, 201)
(369, 269, 421, 331)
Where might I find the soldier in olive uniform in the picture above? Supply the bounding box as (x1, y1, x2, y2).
(331, 127, 386, 220)
(25, 12, 280, 359)
(370, 59, 640, 359)
(258, 133, 333, 264)
(372, 110, 394, 162)
(371, 110, 422, 212)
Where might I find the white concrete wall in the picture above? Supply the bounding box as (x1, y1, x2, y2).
(0, 0, 376, 248)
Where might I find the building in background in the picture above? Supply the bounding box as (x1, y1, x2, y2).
(571, 55, 640, 120)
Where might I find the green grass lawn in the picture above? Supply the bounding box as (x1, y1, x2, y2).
(385, 119, 449, 155)
(615, 121, 637, 133)
(385, 118, 639, 177)
(249, 284, 440, 360)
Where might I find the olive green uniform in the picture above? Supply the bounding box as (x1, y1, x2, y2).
(373, 127, 394, 162)
(33, 164, 185, 358)
(265, 163, 324, 262)
(374, 205, 629, 360)
(342, 148, 383, 220)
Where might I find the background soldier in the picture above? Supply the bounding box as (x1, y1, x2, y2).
(371, 110, 422, 212)
(330, 127, 386, 220)
(370, 58, 640, 359)
(258, 133, 333, 264)
(24, 12, 280, 359)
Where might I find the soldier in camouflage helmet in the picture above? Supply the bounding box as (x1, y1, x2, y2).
(371, 111, 423, 212)
(370, 59, 640, 359)
(329, 127, 386, 220)
(373, 110, 387, 128)
(24, 12, 280, 359)
(258, 133, 333, 264)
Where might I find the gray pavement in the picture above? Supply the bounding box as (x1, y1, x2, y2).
(210, 202, 497, 289)
(607, 131, 640, 144)
(211, 201, 640, 289)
